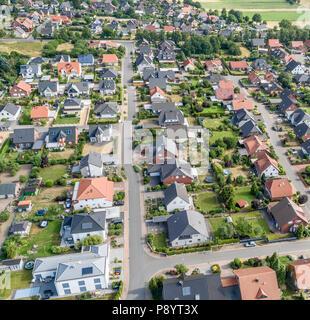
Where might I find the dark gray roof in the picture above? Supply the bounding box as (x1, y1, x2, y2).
(152, 102, 176, 113)
(80, 151, 102, 169)
(38, 81, 58, 94)
(12, 128, 37, 144)
(63, 211, 106, 234)
(148, 78, 167, 90)
(160, 159, 193, 182)
(101, 68, 118, 79)
(231, 109, 254, 127)
(251, 38, 265, 47)
(294, 122, 310, 138)
(167, 210, 208, 242)
(136, 54, 153, 67)
(65, 82, 89, 94)
(205, 73, 224, 84)
(285, 59, 301, 72)
(28, 57, 48, 65)
(251, 58, 269, 70)
(94, 102, 118, 116)
(99, 79, 116, 91)
(163, 273, 228, 300)
(239, 119, 262, 139)
(55, 55, 70, 63)
(1, 103, 20, 116)
(302, 139, 310, 154)
(279, 97, 295, 113)
(2, 258, 23, 266)
(63, 98, 82, 108)
(164, 182, 189, 206)
(0, 183, 17, 196)
(158, 110, 184, 126)
(290, 109, 310, 126)
(10, 221, 30, 233)
(294, 74, 310, 84)
(89, 124, 111, 137)
(139, 45, 152, 55)
(48, 126, 77, 144)
(158, 40, 175, 51)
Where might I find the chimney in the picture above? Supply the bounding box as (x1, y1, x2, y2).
(255, 277, 259, 282)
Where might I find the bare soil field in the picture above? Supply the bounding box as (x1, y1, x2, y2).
(82, 141, 114, 156)
(0, 164, 32, 184)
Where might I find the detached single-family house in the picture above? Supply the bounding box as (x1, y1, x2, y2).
(9, 221, 31, 237)
(88, 124, 112, 143)
(57, 62, 82, 78)
(182, 58, 195, 71)
(290, 41, 306, 53)
(285, 60, 305, 75)
(80, 152, 103, 177)
(231, 109, 255, 127)
(239, 120, 262, 139)
(20, 64, 42, 79)
(63, 98, 84, 116)
(164, 182, 191, 212)
(72, 177, 114, 210)
(229, 61, 249, 72)
(0, 103, 21, 121)
(102, 54, 118, 66)
(78, 54, 95, 67)
(61, 211, 106, 243)
(205, 59, 223, 72)
(294, 122, 310, 141)
(265, 179, 295, 201)
(93, 102, 118, 119)
(268, 197, 308, 233)
(17, 199, 32, 212)
(167, 210, 210, 247)
(150, 86, 168, 103)
(268, 39, 282, 51)
(10, 81, 31, 98)
(11, 128, 40, 150)
(45, 126, 78, 150)
(254, 151, 279, 177)
(30, 105, 54, 122)
(158, 109, 184, 127)
(98, 79, 116, 95)
(243, 135, 269, 157)
(251, 59, 269, 71)
(136, 54, 154, 74)
(32, 244, 110, 296)
(38, 81, 59, 98)
(288, 259, 310, 290)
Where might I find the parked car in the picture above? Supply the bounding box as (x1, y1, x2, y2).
(114, 201, 124, 206)
(244, 241, 256, 247)
(272, 126, 277, 131)
(39, 220, 48, 228)
(111, 219, 123, 225)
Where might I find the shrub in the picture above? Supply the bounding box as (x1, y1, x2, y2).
(0, 210, 10, 223)
(45, 179, 54, 187)
(211, 264, 221, 274)
(19, 175, 26, 183)
(231, 258, 242, 269)
(51, 246, 69, 254)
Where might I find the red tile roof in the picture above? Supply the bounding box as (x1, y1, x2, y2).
(150, 86, 167, 98)
(265, 179, 296, 200)
(254, 151, 279, 175)
(219, 80, 234, 89)
(57, 62, 81, 75)
(229, 61, 249, 69)
(31, 106, 49, 119)
(163, 26, 175, 32)
(102, 54, 118, 64)
(15, 81, 31, 93)
(232, 97, 254, 111)
(268, 39, 281, 48)
(76, 177, 114, 202)
(244, 135, 269, 156)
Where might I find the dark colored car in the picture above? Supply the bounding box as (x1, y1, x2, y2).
(114, 201, 124, 206)
(111, 219, 124, 225)
(42, 290, 53, 299)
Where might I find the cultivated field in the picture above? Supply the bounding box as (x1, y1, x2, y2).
(0, 41, 45, 56)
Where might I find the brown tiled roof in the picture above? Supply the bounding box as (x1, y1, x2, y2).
(31, 106, 49, 119)
(221, 277, 238, 287)
(102, 54, 118, 64)
(288, 259, 310, 289)
(268, 39, 282, 48)
(265, 179, 295, 199)
(230, 61, 248, 69)
(150, 86, 167, 97)
(243, 135, 269, 156)
(57, 62, 81, 75)
(232, 98, 254, 111)
(233, 266, 281, 300)
(219, 80, 234, 89)
(254, 151, 279, 175)
(236, 199, 248, 208)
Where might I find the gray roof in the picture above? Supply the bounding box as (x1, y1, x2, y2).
(148, 78, 167, 90)
(99, 79, 116, 91)
(89, 124, 112, 138)
(55, 55, 70, 63)
(63, 98, 82, 108)
(270, 197, 306, 229)
(294, 122, 310, 138)
(101, 68, 118, 79)
(302, 139, 310, 154)
(251, 38, 265, 47)
(285, 59, 301, 72)
(38, 81, 58, 94)
(33, 244, 109, 282)
(158, 110, 184, 126)
(0, 103, 20, 116)
(163, 273, 228, 300)
(239, 119, 262, 138)
(251, 58, 269, 70)
(10, 221, 30, 233)
(0, 183, 17, 196)
(160, 159, 193, 182)
(2, 258, 23, 266)
(47, 126, 77, 144)
(80, 151, 102, 169)
(94, 102, 118, 116)
(65, 82, 89, 94)
(152, 102, 176, 114)
(167, 210, 208, 242)
(63, 211, 106, 234)
(231, 109, 254, 127)
(136, 54, 153, 67)
(290, 109, 310, 126)
(164, 182, 189, 206)
(12, 128, 37, 144)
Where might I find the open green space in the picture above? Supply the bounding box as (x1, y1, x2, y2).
(197, 192, 220, 211)
(209, 130, 237, 145)
(234, 186, 256, 204)
(207, 217, 226, 237)
(152, 233, 167, 249)
(39, 165, 67, 182)
(18, 220, 62, 259)
(243, 11, 301, 22)
(200, 0, 298, 9)
(0, 41, 45, 57)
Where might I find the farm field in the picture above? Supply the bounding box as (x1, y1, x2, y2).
(0, 41, 45, 56)
(244, 11, 302, 22)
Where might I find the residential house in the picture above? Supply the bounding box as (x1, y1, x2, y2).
(38, 81, 59, 98)
(294, 122, 310, 141)
(88, 124, 112, 143)
(289, 109, 310, 126)
(163, 273, 228, 300)
(158, 109, 184, 127)
(164, 182, 191, 213)
(55, 55, 71, 64)
(167, 210, 210, 247)
(57, 62, 82, 78)
(93, 102, 118, 119)
(11, 128, 40, 150)
(72, 177, 114, 210)
(290, 41, 306, 53)
(65, 82, 90, 97)
(251, 38, 265, 49)
(229, 61, 249, 72)
(9, 221, 31, 237)
(151, 102, 176, 114)
(279, 97, 298, 118)
(182, 58, 195, 71)
(0, 259, 24, 272)
(10, 81, 31, 98)
(32, 244, 110, 296)
(265, 179, 295, 201)
(239, 119, 262, 139)
(268, 39, 282, 51)
(288, 259, 310, 290)
(248, 71, 261, 85)
(101, 68, 118, 80)
(268, 197, 308, 233)
(80, 152, 103, 177)
(61, 211, 106, 244)
(0, 103, 21, 121)
(254, 151, 279, 177)
(251, 59, 269, 71)
(45, 126, 78, 150)
(78, 54, 95, 67)
(151, 134, 178, 164)
(243, 135, 269, 157)
(231, 109, 255, 127)
(98, 80, 116, 95)
(148, 78, 167, 91)
(215, 80, 234, 101)
(301, 139, 310, 157)
(285, 60, 305, 75)
(204, 59, 223, 72)
(136, 54, 155, 74)
(20, 64, 42, 79)
(0, 183, 20, 198)
(102, 54, 118, 66)
(157, 49, 176, 64)
(150, 86, 168, 103)
(63, 98, 84, 116)
(233, 266, 281, 300)
(17, 200, 32, 212)
(231, 97, 254, 111)
(30, 105, 53, 123)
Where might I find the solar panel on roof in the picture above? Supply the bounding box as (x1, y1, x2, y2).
(82, 267, 93, 275)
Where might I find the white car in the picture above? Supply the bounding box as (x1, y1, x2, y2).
(244, 241, 256, 247)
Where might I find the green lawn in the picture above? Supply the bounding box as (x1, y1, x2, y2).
(200, 0, 298, 9)
(207, 217, 226, 237)
(40, 165, 67, 182)
(0, 41, 45, 56)
(203, 118, 223, 130)
(18, 220, 62, 259)
(244, 11, 301, 22)
(234, 186, 256, 205)
(209, 130, 237, 145)
(153, 233, 167, 249)
(197, 192, 220, 211)
(53, 116, 80, 125)
(0, 269, 33, 299)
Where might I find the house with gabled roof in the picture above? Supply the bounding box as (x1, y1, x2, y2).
(167, 210, 210, 247)
(285, 59, 304, 75)
(231, 109, 255, 127)
(38, 81, 59, 97)
(150, 86, 168, 103)
(10, 81, 31, 98)
(102, 54, 118, 66)
(294, 121, 310, 141)
(11, 128, 40, 150)
(254, 151, 279, 178)
(57, 62, 81, 78)
(265, 179, 295, 201)
(243, 135, 269, 157)
(0, 103, 21, 121)
(268, 197, 308, 233)
(164, 182, 191, 212)
(229, 61, 249, 72)
(79, 152, 103, 177)
(88, 124, 112, 143)
(65, 82, 90, 97)
(93, 101, 118, 119)
(239, 119, 262, 139)
(288, 258, 310, 290)
(30, 105, 54, 122)
(268, 39, 282, 51)
(45, 126, 78, 150)
(72, 177, 114, 210)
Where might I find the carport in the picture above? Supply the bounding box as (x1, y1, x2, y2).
(13, 287, 40, 300)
